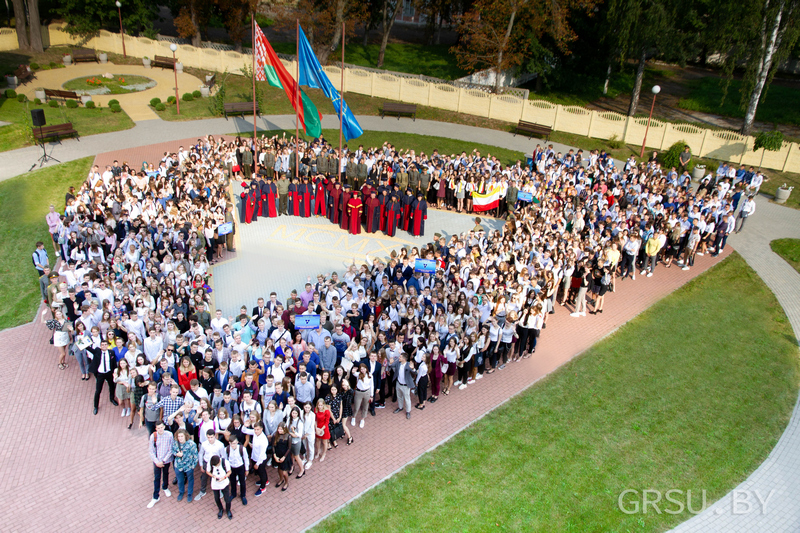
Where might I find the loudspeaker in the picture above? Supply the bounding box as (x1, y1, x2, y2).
(31, 108, 46, 127)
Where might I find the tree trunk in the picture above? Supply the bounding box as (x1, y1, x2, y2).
(628, 47, 647, 116)
(435, 14, 442, 45)
(494, 5, 518, 93)
(11, 0, 28, 50)
(27, 0, 43, 53)
(317, 0, 346, 65)
(741, 0, 789, 136)
(603, 63, 611, 95)
(377, 0, 400, 68)
(190, 2, 202, 48)
(362, 22, 369, 46)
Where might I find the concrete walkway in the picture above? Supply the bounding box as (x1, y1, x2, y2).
(16, 61, 203, 122)
(670, 197, 800, 533)
(0, 114, 581, 182)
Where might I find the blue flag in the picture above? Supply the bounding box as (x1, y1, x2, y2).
(297, 25, 363, 141)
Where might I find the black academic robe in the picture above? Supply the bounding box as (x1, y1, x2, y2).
(328, 186, 342, 224)
(384, 200, 402, 237)
(261, 182, 278, 218)
(339, 190, 352, 230)
(364, 197, 381, 233)
(410, 198, 427, 236)
(300, 183, 312, 217)
(288, 183, 301, 216)
(400, 193, 415, 231)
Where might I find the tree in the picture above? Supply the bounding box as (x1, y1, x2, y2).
(57, 0, 159, 39)
(28, 0, 44, 52)
(11, 0, 29, 50)
(452, 0, 595, 93)
(212, 0, 258, 52)
(376, 0, 401, 68)
(752, 129, 784, 170)
(170, 0, 209, 47)
(275, 0, 366, 65)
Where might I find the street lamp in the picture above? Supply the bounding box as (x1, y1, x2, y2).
(640, 85, 661, 159)
(115, 1, 126, 58)
(170, 43, 180, 115)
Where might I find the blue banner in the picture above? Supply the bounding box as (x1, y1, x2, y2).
(517, 192, 533, 202)
(218, 222, 234, 235)
(415, 258, 436, 274)
(297, 25, 363, 141)
(295, 314, 321, 330)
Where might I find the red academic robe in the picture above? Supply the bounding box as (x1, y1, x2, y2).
(400, 193, 415, 231)
(288, 183, 301, 216)
(263, 183, 278, 218)
(384, 201, 402, 237)
(256, 180, 265, 216)
(301, 183, 312, 217)
(364, 197, 381, 233)
(241, 190, 257, 224)
(347, 198, 363, 235)
(314, 178, 328, 217)
(339, 191, 352, 230)
(328, 187, 342, 224)
(410, 198, 427, 236)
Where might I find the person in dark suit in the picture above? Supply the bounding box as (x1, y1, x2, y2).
(361, 351, 382, 416)
(89, 339, 119, 414)
(251, 297, 267, 321)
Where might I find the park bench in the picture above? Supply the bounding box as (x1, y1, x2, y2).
(14, 65, 34, 85)
(72, 49, 98, 63)
(152, 55, 177, 70)
(205, 73, 217, 91)
(223, 101, 260, 119)
(44, 89, 81, 103)
(514, 120, 552, 141)
(381, 102, 417, 121)
(32, 122, 79, 143)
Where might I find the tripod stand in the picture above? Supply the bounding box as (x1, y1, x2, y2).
(31, 124, 60, 170)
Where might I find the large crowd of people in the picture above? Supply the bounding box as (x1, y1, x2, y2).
(37, 132, 756, 517)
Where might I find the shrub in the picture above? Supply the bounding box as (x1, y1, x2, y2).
(40, 65, 51, 70)
(607, 134, 624, 150)
(30, 62, 40, 70)
(149, 97, 161, 107)
(49, 61, 57, 68)
(5, 89, 16, 98)
(192, 89, 202, 98)
(110, 103, 122, 113)
(108, 99, 119, 106)
(85, 101, 96, 109)
(17, 93, 26, 102)
(167, 95, 176, 104)
(34, 98, 41, 105)
(182, 92, 194, 102)
(66, 99, 78, 108)
(49, 99, 59, 108)
(155, 102, 166, 111)
(661, 140, 694, 172)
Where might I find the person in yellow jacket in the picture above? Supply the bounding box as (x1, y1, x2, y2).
(642, 230, 664, 278)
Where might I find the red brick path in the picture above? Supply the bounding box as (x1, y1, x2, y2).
(0, 244, 730, 532)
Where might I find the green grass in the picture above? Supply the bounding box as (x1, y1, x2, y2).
(0, 157, 93, 330)
(234, 129, 527, 167)
(62, 74, 154, 94)
(313, 253, 799, 533)
(678, 77, 800, 127)
(771, 238, 800, 274)
(271, 42, 467, 81)
(0, 97, 135, 152)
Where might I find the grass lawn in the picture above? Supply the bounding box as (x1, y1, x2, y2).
(233, 129, 527, 166)
(271, 42, 467, 81)
(0, 157, 93, 330)
(678, 77, 800, 127)
(313, 253, 799, 533)
(771, 238, 800, 274)
(62, 74, 155, 94)
(0, 97, 135, 152)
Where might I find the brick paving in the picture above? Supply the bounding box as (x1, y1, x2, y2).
(0, 207, 729, 532)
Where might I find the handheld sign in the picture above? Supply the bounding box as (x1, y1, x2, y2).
(415, 258, 436, 274)
(517, 191, 533, 202)
(218, 222, 234, 236)
(295, 314, 321, 330)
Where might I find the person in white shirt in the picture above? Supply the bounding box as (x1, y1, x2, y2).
(225, 434, 249, 505)
(351, 363, 374, 428)
(206, 455, 232, 519)
(196, 430, 226, 501)
(210, 310, 229, 336)
(302, 403, 316, 468)
(245, 421, 271, 494)
(735, 197, 756, 233)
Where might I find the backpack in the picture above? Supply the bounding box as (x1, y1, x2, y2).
(226, 444, 244, 461)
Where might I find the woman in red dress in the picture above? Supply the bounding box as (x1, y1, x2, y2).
(314, 398, 332, 463)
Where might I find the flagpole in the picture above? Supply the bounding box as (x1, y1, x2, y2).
(252, 13, 257, 171)
(339, 21, 344, 186)
(295, 18, 300, 181)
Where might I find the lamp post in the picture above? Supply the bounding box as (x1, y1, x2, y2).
(640, 85, 661, 159)
(115, 1, 126, 58)
(170, 43, 180, 115)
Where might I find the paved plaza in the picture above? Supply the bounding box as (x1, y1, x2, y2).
(0, 102, 798, 531)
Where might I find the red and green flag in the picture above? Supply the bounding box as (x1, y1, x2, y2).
(254, 24, 321, 138)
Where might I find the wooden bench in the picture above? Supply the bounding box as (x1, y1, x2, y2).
(14, 65, 34, 85)
(72, 49, 98, 63)
(204, 73, 216, 91)
(33, 122, 79, 143)
(152, 55, 177, 69)
(223, 101, 260, 119)
(381, 102, 417, 121)
(514, 120, 552, 140)
(44, 89, 81, 102)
